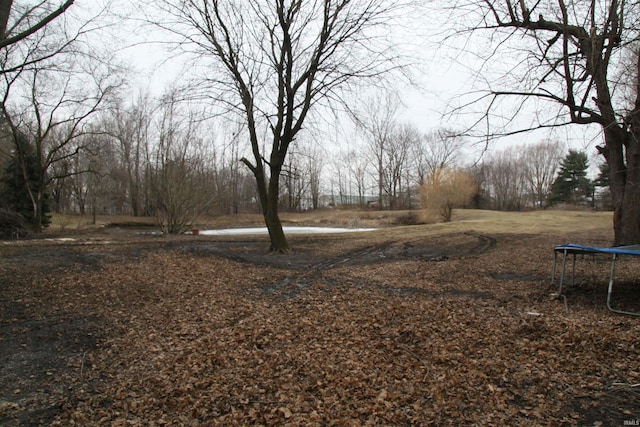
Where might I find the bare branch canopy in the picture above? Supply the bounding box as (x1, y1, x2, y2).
(450, 0, 640, 245)
(147, 0, 412, 251)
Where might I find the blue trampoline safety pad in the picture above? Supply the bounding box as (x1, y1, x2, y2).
(555, 243, 640, 256)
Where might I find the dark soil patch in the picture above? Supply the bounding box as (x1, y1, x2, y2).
(0, 304, 100, 426)
(176, 241, 328, 269)
(171, 231, 494, 269)
(0, 240, 153, 273)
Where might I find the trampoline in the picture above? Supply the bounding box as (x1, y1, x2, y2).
(552, 243, 640, 316)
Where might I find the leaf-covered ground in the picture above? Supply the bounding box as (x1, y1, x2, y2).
(1, 222, 639, 426)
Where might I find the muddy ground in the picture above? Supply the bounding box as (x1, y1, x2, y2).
(1, 226, 639, 426)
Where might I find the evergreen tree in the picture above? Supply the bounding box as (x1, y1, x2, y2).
(593, 161, 609, 188)
(593, 161, 612, 210)
(548, 150, 593, 206)
(0, 134, 50, 230)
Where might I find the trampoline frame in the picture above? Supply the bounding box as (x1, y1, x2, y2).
(551, 243, 640, 316)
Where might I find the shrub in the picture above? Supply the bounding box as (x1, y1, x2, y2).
(394, 211, 421, 226)
(421, 168, 477, 222)
(0, 207, 30, 239)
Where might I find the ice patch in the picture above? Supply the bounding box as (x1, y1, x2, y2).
(195, 226, 376, 236)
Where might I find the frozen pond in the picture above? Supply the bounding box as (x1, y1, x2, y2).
(195, 226, 377, 236)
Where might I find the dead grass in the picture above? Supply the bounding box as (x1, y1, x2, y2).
(450, 209, 612, 236)
(42, 209, 615, 264)
(279, 209, 613, 257)
(48, 208, 613, 236)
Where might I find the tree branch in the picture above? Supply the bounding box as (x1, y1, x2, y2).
(0, 0, 74, 49)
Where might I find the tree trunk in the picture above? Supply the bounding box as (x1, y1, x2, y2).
(264, 203, 288, 253)
(0, 0, 13, 40)
(601, 47, 640, 246)
(250, 157, 289, 253)
(603, 126, 640, 246)
(33, 188, 43, 233)
(265, 166, 289, 253)
(617, 141, 640, 246)
(613, 52, 640, 246)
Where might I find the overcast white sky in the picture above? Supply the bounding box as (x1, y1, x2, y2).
(96, 0, 605, 168)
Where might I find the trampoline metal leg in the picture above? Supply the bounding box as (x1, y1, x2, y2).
(551, 251, 558, 286)
(560, 249, 568, 295)
(552, 249, 569, 298)
(606, 253, 640, 316)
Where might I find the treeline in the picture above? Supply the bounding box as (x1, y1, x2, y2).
(1, 88, 608, 236)
(473, 145, 607, 211)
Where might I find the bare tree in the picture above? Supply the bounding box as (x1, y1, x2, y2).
(280, 148, 307, 211)
(151, 0, 409, 251)
(354, 99, 426, 209)
(107, 93, 153, 217)
(150, 92, 214, 234)
(355, 94, 400, 209)
(282, 137, 325, 210)
(299, 139, 325, 210)
(0, 1, 74, 50)
(522, 139, 563, 207)
(328, 158, 348, 206)
(344, 144, 372, 207)
(307, 147, 324, 210)
(1, 54, 119, 230)
(210, 125, 244, 215)
(455, 0, 640, 245)
(484, 146, 528, 210)
(416, 129, 464, 186)
(382, 123, 416, 209)
(49, 131, 103, 214)
(0, 1, 121, 230)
